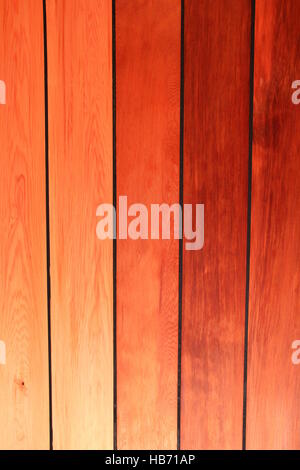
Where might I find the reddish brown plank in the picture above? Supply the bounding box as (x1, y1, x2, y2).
(46, 0, 113, 449)
(247, 0, 300, 449)
(116, 0, 181, 449)
(181, 0, 251, 449)
(0, 0, 49, 449)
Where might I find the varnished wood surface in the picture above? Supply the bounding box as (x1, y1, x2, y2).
(116, 0, 181, 450)
(181, 0, 251, 450)
(247, 0, 300, 450)
(0, 0, 299, 451)
(46, 0, 113, 449)
(0, 0, 49, 449)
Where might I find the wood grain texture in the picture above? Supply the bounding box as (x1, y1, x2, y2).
(181, 0, 251, 450)
(116, 0, 180, 450)
(0, 0, 49, 449)
(247, 0, 300, 450)
(46, 0, 113, 449)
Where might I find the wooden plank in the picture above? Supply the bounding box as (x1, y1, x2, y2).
(116, 0, 180, 449)
(46, 0, 113, 449)
(0, 0, 49, 449)
(247, 0, 300, 450)
(181, 0, 251, 449)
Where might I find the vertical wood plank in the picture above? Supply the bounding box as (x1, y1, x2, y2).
(0, 0, 49, 449)
(116, 0, 180, 449)
(46, 0, 113, 449)
(181, 0, 251, 449)
(247, 0, 300, 449)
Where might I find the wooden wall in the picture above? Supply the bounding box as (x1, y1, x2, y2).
(116, 0, 180, 450)
(181, 0, 250, 449)
(0, 0, 299, 450)
(0, 0, 49, 449)
(47, 0, 113, 450)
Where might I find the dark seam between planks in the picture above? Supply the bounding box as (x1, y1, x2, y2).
(112, 0, 117, 452)
(242, 0, 256, 451)
(177, 0, 185, 451)
(42, 0, 53, 451)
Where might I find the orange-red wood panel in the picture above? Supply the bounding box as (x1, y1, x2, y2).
(116, 0, 181, 449)
(0, 0, 49, 449)
(247, 0, 300, 450)
(181, 0, 251, 449)
(46, 0, 113, 449)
